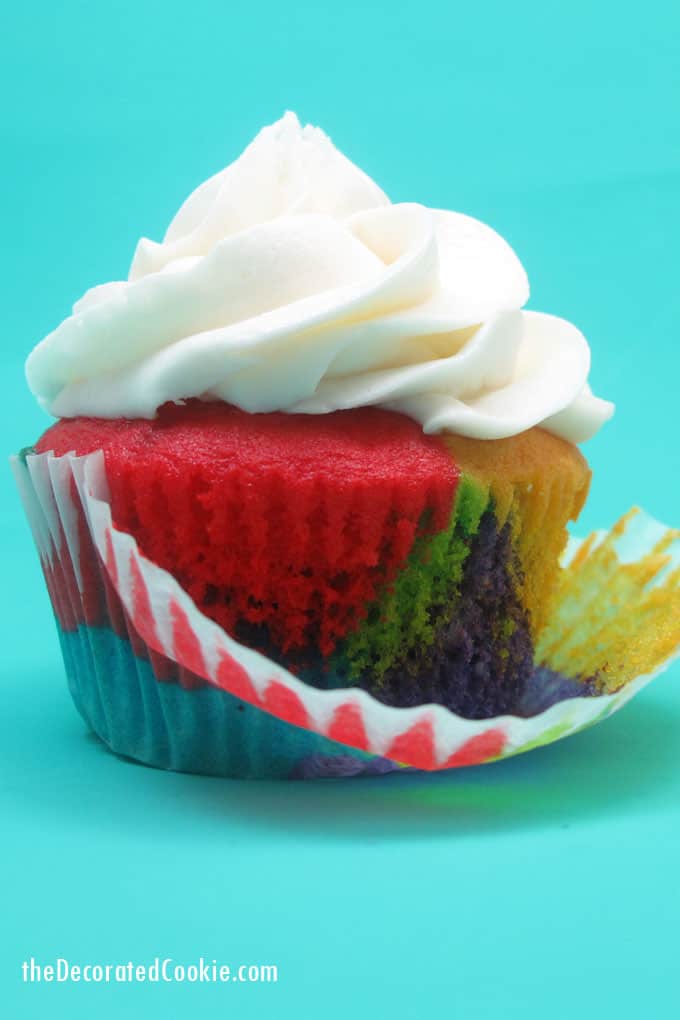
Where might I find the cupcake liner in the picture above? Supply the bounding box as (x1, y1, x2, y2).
(11, 448, 680, 777)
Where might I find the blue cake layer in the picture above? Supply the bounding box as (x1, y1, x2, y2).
(58, 624, 391, 779)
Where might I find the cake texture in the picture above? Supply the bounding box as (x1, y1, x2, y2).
(14, 441, 680, 776)
(35, 401, 590, 718)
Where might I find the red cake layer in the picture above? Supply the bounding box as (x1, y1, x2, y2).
(37, 402, 460, 654)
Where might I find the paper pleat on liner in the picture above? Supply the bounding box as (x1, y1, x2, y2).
(11, 449, 680, 774)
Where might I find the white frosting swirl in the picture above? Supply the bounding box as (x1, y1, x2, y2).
(26, 112, 613, 442)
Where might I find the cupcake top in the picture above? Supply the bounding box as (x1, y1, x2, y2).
(26, 112, 613, 442)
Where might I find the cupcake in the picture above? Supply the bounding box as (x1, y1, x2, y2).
(17, 112, 623, 777)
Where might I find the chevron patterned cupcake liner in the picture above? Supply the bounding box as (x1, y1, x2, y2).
(12, 448, 680, 778)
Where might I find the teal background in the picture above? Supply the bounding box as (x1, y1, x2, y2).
(2, 1, 679, 1017)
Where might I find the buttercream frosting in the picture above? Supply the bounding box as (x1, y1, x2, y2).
(26, 112, 613, 442)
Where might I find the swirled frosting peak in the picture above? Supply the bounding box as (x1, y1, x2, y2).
(26, 112, 614, 442)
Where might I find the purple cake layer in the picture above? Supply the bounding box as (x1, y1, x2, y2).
(364, 509, 534, 717)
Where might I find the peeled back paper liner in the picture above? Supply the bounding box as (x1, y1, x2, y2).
(11, 449, 680, 779)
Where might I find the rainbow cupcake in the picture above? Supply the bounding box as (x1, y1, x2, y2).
(20, 112, 674, 780)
